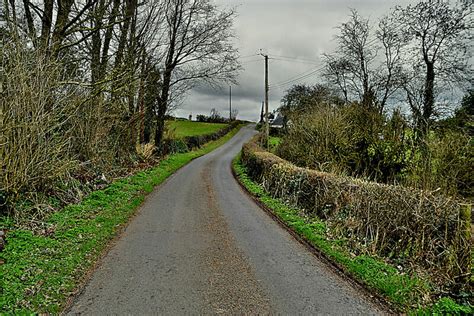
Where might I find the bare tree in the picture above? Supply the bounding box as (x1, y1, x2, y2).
(142, 60, 161, 143)
(2, 0, 238, 172)
(322, 55, 351, 104)
(210, 108, 221, 121)
(17, 0, 99, 58)
(373, 15, 407, 111)
(393, 0, 473, 136)
(89, 0, 121, 84)
(323, 10, 407, 113)
(113, 0, 138, 70)
(336, 10, 377, 109)
(153, 0, 240, 147)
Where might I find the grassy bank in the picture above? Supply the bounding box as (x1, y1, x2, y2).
(0, 125, 244, 314)
(232, 153, 472, 314)
(166, 120, 228, 138)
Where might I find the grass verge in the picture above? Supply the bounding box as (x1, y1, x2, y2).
(232, 153, 473, 315)
(0, 124, 244, 314)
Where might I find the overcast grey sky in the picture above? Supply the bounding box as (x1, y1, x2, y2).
(175, 0, 417, 121)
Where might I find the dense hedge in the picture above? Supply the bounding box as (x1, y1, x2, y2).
(241, 135, 471, 291)
(162, 121, 240, 154)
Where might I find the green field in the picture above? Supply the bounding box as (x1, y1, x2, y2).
(166, 120, 228, 138)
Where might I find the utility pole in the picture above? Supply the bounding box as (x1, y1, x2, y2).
(229, 85, 232, 121)
(260, 52, 269, 149)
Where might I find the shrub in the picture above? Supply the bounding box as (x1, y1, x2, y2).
(277, 103, 472, 198)
(406, 130, 473, 198)
(162, 139, 189, 154)
(1, 42, 139, 219)
(1, 44, 77, 214)
(196, 108, 230, 123)
(277, 105, 353, 174)
(277, 103, 406, 181)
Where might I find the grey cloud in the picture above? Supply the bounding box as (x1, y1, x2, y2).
(178, 0, 418, 121)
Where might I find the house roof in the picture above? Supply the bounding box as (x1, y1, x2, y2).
(271, 115, 284, 127)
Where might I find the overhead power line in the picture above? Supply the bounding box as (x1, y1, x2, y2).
(269, 66, 325, 90)
(269, 67, 319, 87)
(241, 59, 262, 65)
(267, 54, 320, 64)
(269, 58, 320, 65)
(239, 53, 260, 59)
(281, 66, 323, 82)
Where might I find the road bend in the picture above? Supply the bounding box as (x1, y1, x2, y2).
(68, 124, 382, 315)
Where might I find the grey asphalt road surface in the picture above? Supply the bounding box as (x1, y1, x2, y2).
(67, 125, 383, 315)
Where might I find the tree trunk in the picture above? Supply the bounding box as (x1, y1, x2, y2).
(22, 0, 37, 43)
(143, 65, 160, 144)
(114, 0, 136, 70)
(421, 61, 435, 137)
(8, 0, 17, 31)
(154, 71, 172, 148)
(138, 49, 146, 143)
(98, 0, 120, 81)
(360, 53, 371, 108)
(51, 0, 74, 58)
(143, 106, 154, 144)
(153, 1, 179, 148)
(39, 0, 54, 50)
(90, 1, 105, 84)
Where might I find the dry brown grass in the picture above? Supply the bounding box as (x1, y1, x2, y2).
(136, 143, 156, 162)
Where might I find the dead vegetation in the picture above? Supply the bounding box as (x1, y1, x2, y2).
(0, 45, 77, 217)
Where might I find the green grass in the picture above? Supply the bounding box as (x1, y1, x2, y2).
(0, 124, 244, 314)
(268, 136, 281, 153)
(232, 153, 473, 314)
(166, 120, 228, 138)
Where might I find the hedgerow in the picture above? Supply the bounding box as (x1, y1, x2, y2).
(241, 135, 471, 295)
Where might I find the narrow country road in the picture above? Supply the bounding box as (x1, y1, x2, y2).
(67, 125, 382, 315)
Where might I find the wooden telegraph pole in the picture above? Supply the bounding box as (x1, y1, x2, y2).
(265, 55, 269, 149)
(260, 52, 269, 149)
(229, 85, 232, 121)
